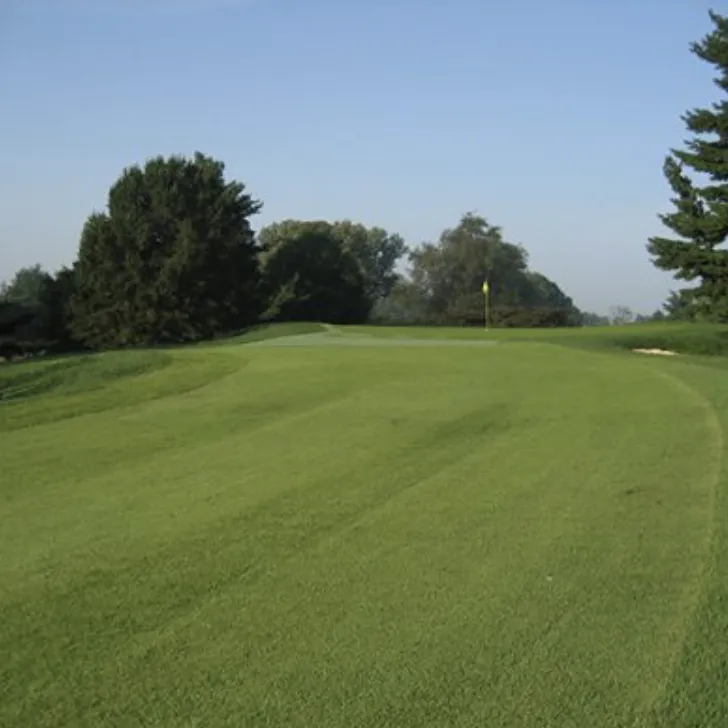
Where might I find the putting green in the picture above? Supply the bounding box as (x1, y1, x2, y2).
(0, 338, 723, 727)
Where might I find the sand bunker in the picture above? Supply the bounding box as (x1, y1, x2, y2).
(632, 348, 679, 357)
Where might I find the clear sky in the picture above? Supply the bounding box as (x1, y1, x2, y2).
(0, 0, 719, 314)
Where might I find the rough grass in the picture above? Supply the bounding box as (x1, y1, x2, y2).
(1, 326, 727, 726)
(0, 350, 240, 432)
(209, 321, 327, 346)
(0, 350, 170, 403)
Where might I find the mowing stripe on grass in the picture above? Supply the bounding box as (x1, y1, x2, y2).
(0, 339, 724, 727)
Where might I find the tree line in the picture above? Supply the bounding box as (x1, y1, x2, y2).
(0, 153, 582, 360)
(7, 9, 728, 361)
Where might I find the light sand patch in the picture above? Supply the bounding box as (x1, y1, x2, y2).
(633, 348, 679, 357)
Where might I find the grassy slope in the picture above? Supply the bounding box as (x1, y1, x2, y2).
(1, 326, 726, 726)
(208, 321, 327, 346)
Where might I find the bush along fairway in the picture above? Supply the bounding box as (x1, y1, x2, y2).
(1, 327, 728, 727)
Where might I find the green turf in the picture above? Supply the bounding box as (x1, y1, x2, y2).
(2, 326, 727, 726)
(209, 321, 328, 346)
(342, 321, 728, 355)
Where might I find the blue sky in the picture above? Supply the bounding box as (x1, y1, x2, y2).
(0, 0, 718, 314)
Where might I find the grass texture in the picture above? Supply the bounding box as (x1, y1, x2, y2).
(1, 323, 727, 726)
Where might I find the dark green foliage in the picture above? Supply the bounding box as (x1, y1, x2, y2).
(386, 212, 580, 327)
(581, 312, 610, 326)
(0, 302, 38, 360)
(634, 310, 667, 323)
(0, 265, 78, 358)
(0, 264, 51, 306)
(40, 267, 80, 352)
(329, 221, 407, 301)
(0, 301, 37, 337)
(663, 290, 691, 320)
(257, 219, 407, 325)
(443, 304, 579, 328)
(649, 11, 728, 320)
(70, 152, 262, 348)
(369, 280, 431, 324)
(258, 220, 372, 324)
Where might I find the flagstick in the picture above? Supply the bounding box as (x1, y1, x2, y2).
(483, 282, 490, 330)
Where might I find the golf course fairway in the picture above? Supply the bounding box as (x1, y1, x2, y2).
(2, 327, 728, 727)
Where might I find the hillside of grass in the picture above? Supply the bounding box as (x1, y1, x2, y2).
(2, 330, 728, 726)
(0, 350, 170, 404)
(209, 321, 327, 346)
(0, 322, 329, 431)
(0, 349, 242, 432)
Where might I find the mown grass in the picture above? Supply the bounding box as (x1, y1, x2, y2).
(343, 321, 728, 356)
(1, 324, 727, 726)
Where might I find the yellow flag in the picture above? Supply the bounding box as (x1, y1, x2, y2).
(482, 281, 489, 295)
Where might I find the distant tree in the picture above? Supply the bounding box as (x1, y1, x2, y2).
(523, 272, 579, 319)
(609, 305, 634, 325)
(647, 11, 728, 321)
(0, 264, 80, 356)
(0, 265, 69, 355)
(406, 212, 580, 326)
(258, 220, 371, 324)
(42, 267, 80, 351)
(0, 264, 52, 306)
(581, 311, 610, 326)
(70, 152, 262, 348)
(634, 310, 666, 323)
(0, 301, 38, 360)
(409, 213, 520, 318)
(329, 221, 408, 301)
(369, 280, 430, 324)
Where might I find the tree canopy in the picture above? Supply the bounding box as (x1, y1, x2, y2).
(2, 154, 585, 361)
(70, 152, 262, 348)
(0, 265, 76, 357)
(0, 264, 52, 306)
(258, 220, 373, 324)
(385, 213, 579, 327)
(328, 221, 407, 302)
(648, 11, 728, 321)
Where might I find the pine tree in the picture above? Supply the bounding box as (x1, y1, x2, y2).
(648, 11, 728, 321)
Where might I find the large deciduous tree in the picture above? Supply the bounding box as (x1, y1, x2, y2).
(329, 221, 407, 301)
(258, 220, 371, 324)
(399, 212, 579, 327)
(648, 11, 728, 321)
(70, 152, 262, 348)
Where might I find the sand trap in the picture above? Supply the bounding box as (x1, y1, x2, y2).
(632, 348, 679, 357)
